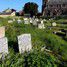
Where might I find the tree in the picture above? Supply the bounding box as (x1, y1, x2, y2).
(23, 2, 38, 17)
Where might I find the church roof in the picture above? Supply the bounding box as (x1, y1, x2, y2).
(47, 0, 67, 4)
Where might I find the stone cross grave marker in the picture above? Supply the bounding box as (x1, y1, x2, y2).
(18, 34, 32, 53)
(0, 26, 5, 38)
(0, 37, 8, 56)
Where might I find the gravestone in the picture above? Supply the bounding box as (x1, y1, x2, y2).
(24, 18, 29, 24)
(29, 18, 33, 24)
(18, 34, 32, 53)
(0, 37, 8, 59)
(38, 23, 45, 29)
(0, 26, 5, 38)
(30, 19, 33, 24)
(43, 19, 46, 22)
(32, 19, 38, 26)
(17, 19, 22, 23)
(0, 37, 8, 54)
(13, 18, 15, 21)
(8, 20, 13, 23)
(41, 20, 44, 24)
(52, 22, 57, 26)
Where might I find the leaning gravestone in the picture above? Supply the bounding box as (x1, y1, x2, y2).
(0, 26, 5, 38)
(18, 34, 32, 53)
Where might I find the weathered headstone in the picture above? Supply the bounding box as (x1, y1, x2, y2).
(29, 18, 33, 24)
(0, 26, 5, 38)
(0, 37, 8, 60)
(24, 18, 29, 24)
(38, 21, 45, 29)
(32, 19, 38, 26)
(8, 20, 13, 23)
(18, 34, 32, 53)
(13, 18, 15, 21)
(38, 23, 45, 29)
(17, 19, 22, 23)
(41, 20, 44, 24)
(52, 22, 57, 26)
(43, 19, 46, 22)
(30, 19, 33, 24)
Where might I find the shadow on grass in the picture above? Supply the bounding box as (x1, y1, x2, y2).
(8, 41, 19, 53)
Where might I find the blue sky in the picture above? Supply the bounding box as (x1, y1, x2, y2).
(0, 0, 42, 12)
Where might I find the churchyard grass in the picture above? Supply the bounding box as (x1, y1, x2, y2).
(0, 17, 67, 67)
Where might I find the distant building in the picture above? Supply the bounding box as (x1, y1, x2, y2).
(42, 0, 67, 16)
(0, 8, 16, 17)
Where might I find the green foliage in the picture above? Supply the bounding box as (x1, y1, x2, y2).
(23, 2, 38, 15)
(1, 49, 57, 67)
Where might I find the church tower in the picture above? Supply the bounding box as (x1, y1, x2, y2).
(42, 0, 48, 16)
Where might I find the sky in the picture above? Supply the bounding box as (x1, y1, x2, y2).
(0, 0, 42, 12)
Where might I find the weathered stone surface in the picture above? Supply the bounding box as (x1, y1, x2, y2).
(0, 26, 5, 38)
(38, 23, 45, 29)
(17, 19, 22, 23)
(32, 20, 38, 26)
(18, 34, 32, 53)
(8, 20, 13, 23)
(0, 37, 8, 54)
(24, 18, 30, 24)
(52, 22, 57, 26)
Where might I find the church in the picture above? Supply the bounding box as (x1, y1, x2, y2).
(42, 0, 67, 16)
